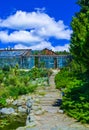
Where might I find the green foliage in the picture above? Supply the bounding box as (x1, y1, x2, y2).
(70, 0, 89, 72)
(55, 68, 89, 123)
(62, 79, 89, 123)
(2, 65, 10, 72)
(0, 67, 50, 107)
(0, 119, 10, 128)
(0, 97, 7, 107)
(55, 50, 70, 55)
(55, 68, 74, 89)
(77, 0, 89, 12)
(27, 84, 38, 93)
(28, 67, 51, 79)
(55, 0, 89, 124)
(9, 84, 37, 98)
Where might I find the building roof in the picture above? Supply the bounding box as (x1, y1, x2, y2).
(0, 48, 70, 57)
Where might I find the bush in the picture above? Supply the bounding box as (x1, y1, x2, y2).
(2, 65, 10, 72)
(27, 84, 38, 93)
(55, 69, 74, 89)
(0, 67, 49, 107)
(0, 97, 7, 107)
(9, 86, 19, 98)
(55, 68, 89, 123)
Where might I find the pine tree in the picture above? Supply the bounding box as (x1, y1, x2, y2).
(70, 0, 89, 71)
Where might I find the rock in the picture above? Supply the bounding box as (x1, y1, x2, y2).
(58, 109, 64, 114)
(16, 127, 25, 130)
(26, 127, 39, 130)
(0, 107, 15, 115)
(12, 99, 25, 106)
(26, 100, 32, 108)
(29, 116, 36, 122)
(12, 100, 18, 105)
(17, 126, 39, 130)
(18, 106, 26, 113)
(6, 98, 14, 104)
(26, 107, 31, 114)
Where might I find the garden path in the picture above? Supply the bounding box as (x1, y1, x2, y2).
(30, 70, 89, 130)
(17, 70, 89, 130)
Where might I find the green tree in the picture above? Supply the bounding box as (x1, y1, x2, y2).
(77, 0, 89, 12)
(70, 0, 89, 72)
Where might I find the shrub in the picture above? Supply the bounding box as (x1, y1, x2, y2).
(55, 68, 89, 123)
(0, 97, 7, 107)
(0, 67, 49, 107)
(9, 86, 19, 98)
(27, 84, 38, 93)
(2, 65, 10, 72)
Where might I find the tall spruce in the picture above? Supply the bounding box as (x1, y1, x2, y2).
(70, 0, 89, 71)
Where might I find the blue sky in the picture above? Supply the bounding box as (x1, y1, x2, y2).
(0, 0, 80, 51)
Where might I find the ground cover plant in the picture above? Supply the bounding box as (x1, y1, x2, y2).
(0, 66, 51, 107)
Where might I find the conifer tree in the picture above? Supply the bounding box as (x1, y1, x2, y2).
(70, 0, 89, 71)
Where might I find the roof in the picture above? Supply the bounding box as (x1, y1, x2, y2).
(0, 49, 31, 57)
(0, 48, 70, 57)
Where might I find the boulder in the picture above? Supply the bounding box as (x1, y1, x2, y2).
(0, 107, 15, 115)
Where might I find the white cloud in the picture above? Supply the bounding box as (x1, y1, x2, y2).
(0, 30, 42, 44)
(0, 10, 72, 40)
(0, 10, 72, 51)
(53, 44, 70, 52)
(14, 41, 53, 50)
(14, 41, 69, 52)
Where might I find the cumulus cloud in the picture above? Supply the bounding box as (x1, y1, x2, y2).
(14, 41, 53, 50)
(14, 41, 69, 52)
(0, 10, 72, 39)
(0, 30, 42, 44)
(53, 44, 70, 52)
(0, 10, 72, 51)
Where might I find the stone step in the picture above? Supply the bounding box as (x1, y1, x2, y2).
(43, 90, 59, 92)
(40, 97, 59, 100)
(36, 90, 58, 92)
(39, 97, 58, 100)
(40, 102, 56, 105)
(39, 101, 54, 104)
(41, 104, 53, 106)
